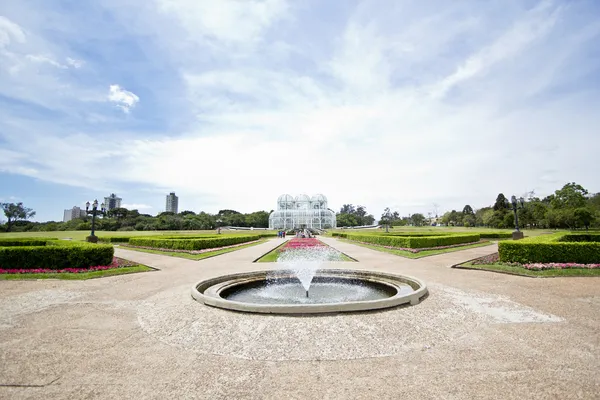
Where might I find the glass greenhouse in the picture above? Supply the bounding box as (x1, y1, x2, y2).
(269, 194, 337, 230)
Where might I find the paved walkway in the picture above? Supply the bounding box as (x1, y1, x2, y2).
(0, 237, 598, 399)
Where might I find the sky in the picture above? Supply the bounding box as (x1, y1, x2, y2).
(0, 0, 599, 222)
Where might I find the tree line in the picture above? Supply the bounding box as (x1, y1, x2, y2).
(0, 205, 271, 232)
(378, 182, 600, 230)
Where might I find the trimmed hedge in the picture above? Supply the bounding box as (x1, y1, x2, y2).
(499, 233, 600, 263)
(0, 243, 114, 270)
(340, 233, 480, 249)
(0, 239, 50, 247)
(98, 236, 134, 243)
(479, 232, 513, 239)
(128, 235, 260, 250)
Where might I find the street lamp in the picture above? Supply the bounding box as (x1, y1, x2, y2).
(85, 199, 106, 243)
(510, 195, 525, 240)
(216, 218, 222, 234)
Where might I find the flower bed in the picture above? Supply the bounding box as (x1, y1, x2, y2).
(121, 239, 261, 254)
(0, 257, 137, 274)
(470, 253, 600, 270)
(280, 238, 327, 251)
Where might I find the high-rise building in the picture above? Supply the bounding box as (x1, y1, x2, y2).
(63, 206, 86, 222)
(165, 192, 179, 214)
(104, 193, 122, 211)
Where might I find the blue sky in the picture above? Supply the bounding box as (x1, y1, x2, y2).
(1, 0, 599, 222)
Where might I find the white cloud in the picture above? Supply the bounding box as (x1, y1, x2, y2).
(156, 0, 288, 45)
(107, 84, 140, 113)
(66, 57, 84, 68)
(121, 203, 152, 210)
(0, 15, 26, 48)
(1, 1, 599, 221)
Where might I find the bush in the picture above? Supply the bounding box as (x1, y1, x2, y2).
(341, 233, 480, 249)
(498, 233, 600, 263)
(98, 236, 135, 243)
(128, 235, 260, 250)
(0, 239, 50, 247)
(479, 232, 513, 239)
(0, 243, 114, 269)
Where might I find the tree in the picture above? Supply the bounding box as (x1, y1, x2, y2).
(380, 208, 392, 233)
(462, 205, 474, 215)
(1, 202, 36, 232)
(551, 182, 588, 209)
(493, 194, 509, 211)
(411, 213, 426, 226)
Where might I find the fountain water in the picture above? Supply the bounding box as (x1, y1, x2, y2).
(276, 246, 343, 296)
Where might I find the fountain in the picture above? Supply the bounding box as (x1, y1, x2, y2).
(191, 239, 428, 314)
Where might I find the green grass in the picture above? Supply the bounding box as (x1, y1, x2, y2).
(341, 239, 495, 258)
(0, 265, 153, 280)
(120, 239, 267, 260)
(455, 262, 600, 277)
(0, 230, 277, 242)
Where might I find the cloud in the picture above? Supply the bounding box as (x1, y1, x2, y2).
(0, 0, 599, 221)
(107, 84, 140, 113)
(0, 15, 26, 48)
(156, 0, 289, 45)
(121, 203, 152, 210)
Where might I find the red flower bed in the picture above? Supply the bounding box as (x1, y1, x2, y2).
(0, 257, 137, 274)
(281, 238, 327, 251)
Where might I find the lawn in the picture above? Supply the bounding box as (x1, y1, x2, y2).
(0, 230, 277, 242)
(341, 239, 495, 259)
(455, 262, 600, 277)
(0, 265, 154, 280)
(120, 239, 267, 260)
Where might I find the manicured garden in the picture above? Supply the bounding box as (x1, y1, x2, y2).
(256, 238, 354, 262)
(331, 231, 495, 258)
(455, 232, 600, 277)
(118, 232, 276, 260)
(0, 238, 151, 279)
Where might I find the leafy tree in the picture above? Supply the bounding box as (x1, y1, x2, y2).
(411, 213, 426, 226)
(336, 213, 358, 227)
(1, 202, 36, 232)
(493, 194, 509, 211)
(551, 182, 588, 209)
(380, 207, 392, 233)
(462, 205, 474, 215)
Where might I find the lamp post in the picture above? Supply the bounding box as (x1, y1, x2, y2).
(85, 199, 106, 243)
(510, 195, 525, 240)
(216, 218, 222, 234)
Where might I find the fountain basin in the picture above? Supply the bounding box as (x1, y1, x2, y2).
(191, 269, 428, 314)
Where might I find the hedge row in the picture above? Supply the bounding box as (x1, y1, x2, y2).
(340, 233, 480, 249)
(99, 232, 276, 243)
(128, 235, 261, 250)
(0, 239, 50, 247)
(0, 244, 114, 270)
(478, 232, 513, 239)
(498, 233, 600, 263)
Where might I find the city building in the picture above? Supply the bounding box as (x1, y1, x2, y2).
(165, 192, 179, 214)
(103, 193, 122, 211)
(63, 206, 86, 222)
(268, 194, 336, 230)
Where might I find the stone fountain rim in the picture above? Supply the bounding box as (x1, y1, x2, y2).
(191, 269, 428, 314)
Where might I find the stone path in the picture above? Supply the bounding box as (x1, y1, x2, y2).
(0, 237, 598, 399)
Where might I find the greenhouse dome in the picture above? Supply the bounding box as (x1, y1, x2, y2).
(269, 193, 336, 230)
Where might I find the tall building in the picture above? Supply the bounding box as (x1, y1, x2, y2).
(165, 192, 179, 214)
(63, 206, 86, 222)
(104, 193, 122, 211)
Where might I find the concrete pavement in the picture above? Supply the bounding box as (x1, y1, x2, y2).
(0, 237, 598, 399)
